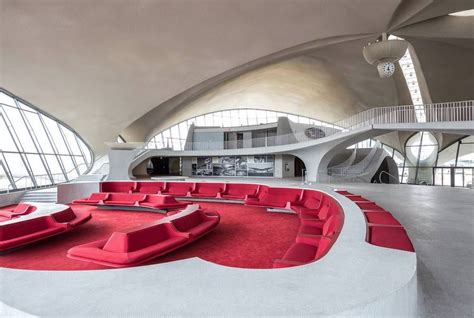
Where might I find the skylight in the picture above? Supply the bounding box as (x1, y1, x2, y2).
(449, 9, 474, 16)
(388, 35, 425, 122)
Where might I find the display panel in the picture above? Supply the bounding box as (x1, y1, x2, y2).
(192, 155, 274, 177)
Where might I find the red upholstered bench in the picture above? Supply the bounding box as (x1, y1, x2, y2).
(356, 201, 385, 211)
(0, 203, 36, 219)
(299, 198, 338, 226)
(67, 208, 220, 267)
(139, 195, 190, 210)
(101, 181, 137, 193)
(368, 225, 414, 252)
(290, 190, 323, 214)
(0, 216, 66, 252)
(169, 210, 220, 238)
(364, 211, 401, 226)
(67, 223, 189, 267)
(51, 207, 92, 227)
(245, 187, 302, 208)
(190, 183, 225, 198)
(161, 182, 195, 196)
(220, 183, 259, 200)
(134, 182, 165, 194)
(72, 193, 109, 205)
(103, 193, 146, 206)
(273, 237, 334, 268)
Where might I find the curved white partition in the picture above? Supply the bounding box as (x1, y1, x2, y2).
(0, 183, 420, 316)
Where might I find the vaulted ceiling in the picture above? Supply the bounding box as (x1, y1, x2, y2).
(1, 0, 473, 153)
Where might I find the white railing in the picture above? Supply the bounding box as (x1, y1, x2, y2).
(334, 100, 473, 129)
(132, 100, 473, 156)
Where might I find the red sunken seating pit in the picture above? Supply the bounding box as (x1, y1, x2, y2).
(0, 206, 92, 252)
(67, 181, 345, 269)
(220, 183, 259, 200)
(67, 207, 220, 267)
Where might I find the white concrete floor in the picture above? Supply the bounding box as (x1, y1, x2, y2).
(328, 183, 474, 318)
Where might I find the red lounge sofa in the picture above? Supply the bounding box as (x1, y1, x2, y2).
(51, 208, 92, 227)
(0, 216, 66, 251)
(67, 223, 189, 267)
(368, 225, 415, 252)
(0, 203, 36, 219)
(72, 193, 109, 205)
(220, 183, 259, 200)
(139, 195, 190, 210)
(356, 201, 385, 211)
(102, 193, 146, 206)
(67, 208, 220, 267)
(364, 211, 401, 226)
(190, 183, 225, 198)
(245, 187, 302, 208)
(134, 182, 165, 194)
(169, 209, 220, 238)
(290, 190, 323, 214)
(161, 182, 195, 196)
(101, 181, 136, 193)
(273, 237, 333, 268)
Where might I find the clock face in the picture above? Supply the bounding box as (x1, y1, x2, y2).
(377, 62, 395, 78)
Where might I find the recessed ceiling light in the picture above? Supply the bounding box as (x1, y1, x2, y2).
(449, 9, 474, 16)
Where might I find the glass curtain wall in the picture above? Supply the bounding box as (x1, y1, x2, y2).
(147, 109, 338, 151)
(0, 90, 93, 192)
(433, 136, 474, 187)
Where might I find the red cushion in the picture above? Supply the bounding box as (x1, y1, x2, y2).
(163, 182, 194, 196)
(346, 195, 369, 202)
(103, 193, 146, 205)
(192, 183, 224, 197)
(135, 182, 165, 194)
(101, 182, 136, 193)
(103, 223, 178, 253)
(368, 226, 414, 252)
(283, 242, 318, 263)
(357, 202, 385, 211)
(51, 208, 77, 223)
(89, 193, 109, 201)
(335, 190, 353, 195)
(222, 184, 259, 199)
(364, 212, 401, 226)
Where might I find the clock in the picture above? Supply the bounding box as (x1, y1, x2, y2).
(377, 62, 395, 78)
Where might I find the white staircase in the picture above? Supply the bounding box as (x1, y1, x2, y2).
(20, 187, 57, 203)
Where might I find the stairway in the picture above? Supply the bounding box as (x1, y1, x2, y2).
(20, 187, 57, 203)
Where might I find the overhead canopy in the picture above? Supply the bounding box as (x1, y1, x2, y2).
(1, 0, 473, 153)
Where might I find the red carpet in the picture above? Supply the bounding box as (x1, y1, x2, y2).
(0, 202, 299, 270)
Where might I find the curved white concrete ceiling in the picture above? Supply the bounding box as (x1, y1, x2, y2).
(1, 0, 473, 154)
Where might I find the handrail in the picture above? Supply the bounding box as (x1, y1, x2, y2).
(378, 171, 400, 184)
(6, 163, 88, 192)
